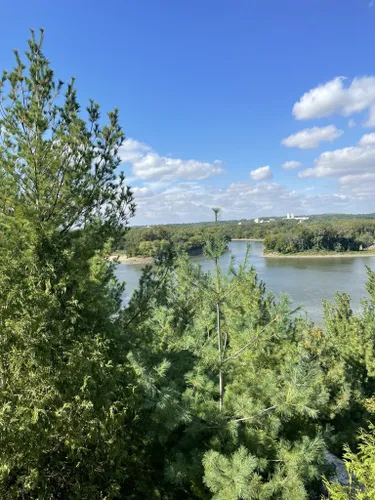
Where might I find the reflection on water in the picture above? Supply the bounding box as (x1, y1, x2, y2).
(114, 241, 375, 323)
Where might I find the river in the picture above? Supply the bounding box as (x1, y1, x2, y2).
(114, 241, 375, 323)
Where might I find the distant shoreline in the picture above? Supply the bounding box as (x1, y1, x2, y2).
(110, 240, 263, 264)
(264, 250, 375, 259)
(109, 254, 153, 265)
(111, 246, 375, 263)
(231, 238, 264, 242)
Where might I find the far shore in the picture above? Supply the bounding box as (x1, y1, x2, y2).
(264, 250, 375, 259)
(109, 254, 153, 265)
(231, 238, 264, 242)
(109, 239, 262, 265)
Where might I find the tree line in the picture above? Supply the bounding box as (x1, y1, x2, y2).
(121, 219, 375, 258)
(1, 32, 375, 498)
(119, 220, 288, 257)
(263, 221, 375, 254)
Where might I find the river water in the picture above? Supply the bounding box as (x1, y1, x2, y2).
(114, 241, 375, 323)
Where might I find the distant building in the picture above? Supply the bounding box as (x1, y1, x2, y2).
(285, 213, 309, 222)
(255, 217, 273, 224)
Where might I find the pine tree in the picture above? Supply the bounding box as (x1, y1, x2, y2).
(325, 425, 375, 499)
(130, 209, 333, 498)
(0, 31, 158, 498)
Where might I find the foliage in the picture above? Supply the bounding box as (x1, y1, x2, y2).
(119, 223, 231, 257)
(325, 425, 375, 499)
(263, 221, 375, 254)
(4, 31, 375, 500)
(121, 210, 335, 498)
(120, 219, 375, 258)
(0, 30, 143, 498)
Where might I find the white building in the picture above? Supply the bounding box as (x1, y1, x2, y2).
(285, 213, 309, 222)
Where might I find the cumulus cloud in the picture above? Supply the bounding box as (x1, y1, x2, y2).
(119, 139, 151, 163)
(281, 160, 302, 170)
(132, 154, 224, 181)
(359, 133, 375, 146)
(340, 173, 375, 197)
(130, 178, 359, 225)
(299, 133, 375, 179)
(250, 166, 272, 180)
(119, 138, 224, 182)
(348, 119, 356, 128)
(365, 105, 375, 127)
(293, 76, 375, 124)
(281, 125, 343, 149)
(299, 146, 375, 178)
(131, 186, 154, 198)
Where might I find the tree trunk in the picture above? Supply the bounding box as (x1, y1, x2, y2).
(217, 302, 223, 410)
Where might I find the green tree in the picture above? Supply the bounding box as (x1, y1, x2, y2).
(132, 210, 332, 498)
(0, 31, 151, 498)
(325, 425, 375, 499)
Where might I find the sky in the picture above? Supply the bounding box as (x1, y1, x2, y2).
(2, 0, 375, 224)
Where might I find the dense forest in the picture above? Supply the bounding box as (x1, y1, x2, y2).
(2, 32, 375, 499)
(118, 220, 285, 257)
(263, 220, 375, 254)
(118, 223, 229, 256)
(120, 219, 375, 258)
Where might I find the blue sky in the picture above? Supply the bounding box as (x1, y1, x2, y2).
(2, 0, 375, 224)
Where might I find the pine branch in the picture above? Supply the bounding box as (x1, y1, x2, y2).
(231, 405, 278, 422)
(223, 316, 278, 365)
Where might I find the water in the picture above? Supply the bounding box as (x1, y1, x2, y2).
(114, 241, 375, 323)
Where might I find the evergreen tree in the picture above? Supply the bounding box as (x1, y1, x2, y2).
(3, 30, 375, 500)
(0, 31, 153, 498)
(127, 209, 335, 498)
(325, 425, 375, 499)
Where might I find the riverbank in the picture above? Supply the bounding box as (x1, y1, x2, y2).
(264, 250, 375, 259)
(109, 254, 153, 265)
(231, 238, 264, 242)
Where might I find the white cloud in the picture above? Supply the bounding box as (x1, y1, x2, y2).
(119, 139, 151, 163)
(130, 178, 360, 225)
(250, 165, 272, 180)
(299, 133, 375, 178)
(293, 76, 375, 123)
(119, 138, 224, 182)
(348, 119, 356, 128)
(133, 154, 224, 181)
(281, 125, 343, 149)
(299, 146, 375, 178)
(281, 160, 302, 170)
(359, 133, 375, 146)
(364, 105, 375, 127)
(131, 186, 154, 198)
(340, 173, 375, 197)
